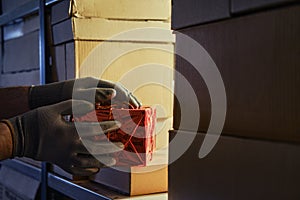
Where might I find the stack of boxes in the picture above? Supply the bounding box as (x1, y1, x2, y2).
(170, 0, 300, 199)
(51, 0, 174, 196)
(0, 0, 40, 87)
(1, 0, 174, 196)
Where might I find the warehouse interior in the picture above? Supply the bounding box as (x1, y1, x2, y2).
(0, 0, 299, 199)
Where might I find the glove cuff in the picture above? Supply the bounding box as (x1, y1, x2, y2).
(0, 118, 25, 157)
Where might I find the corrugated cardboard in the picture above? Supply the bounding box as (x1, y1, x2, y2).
(169, 130, 300, 200)
(50, 0, 173, 195)
(231, 0, 297, 13)
(75, 41, 174, 117)
(174, 5, 300, 143)
(71, 0, 170, 20)
(74, 40, 173, 195)
(91, 165, 167, 196)
(172, 0, 230, 29)
(52, 18, 172, 45)
(72, 17, 171, 42)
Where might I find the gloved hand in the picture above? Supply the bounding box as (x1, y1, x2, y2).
(1, 100, 123, 176)
(28, 77, 141, 109)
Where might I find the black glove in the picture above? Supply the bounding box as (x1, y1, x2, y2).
(1, 100, 123, 176)
(29, 77, 141, 109)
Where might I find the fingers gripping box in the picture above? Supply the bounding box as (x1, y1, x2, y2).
(76, 106, 156, 167)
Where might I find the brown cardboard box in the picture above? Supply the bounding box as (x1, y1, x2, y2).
(1, 0, 32, 13)
(231, 0, 298, 13)
(169, 130, 300, 200)
(91, 165, 168, 196)
(173, 5, 300, 143)
(51, 0, 170, 25)
(70, 0, 170, 20)
(172, 0, 230, 30)
(51, 0, 71, 25)
(0, 70, 40, 87)
(54, 44, 66, 81)
(3, 14, 39, 41)
(50, 0, 173, 195)
(65, 42, 75, 79)
(3, 31, 39, 73)
(52, 18, 171, 45)
(52, 19, 74, 45)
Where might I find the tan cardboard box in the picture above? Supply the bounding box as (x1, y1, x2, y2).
(71, 0, 170, 20)
(75, 41, 174, 117)
(51, 0, 173, 195)
(52, 17, 173, 44)
(76, 40, 174, 195)
(91, 165, 168, 196)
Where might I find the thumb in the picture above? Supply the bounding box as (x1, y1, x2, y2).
(59, 100, 94, 116)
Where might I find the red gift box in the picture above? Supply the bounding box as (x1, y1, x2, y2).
(75, 105, 156, 167)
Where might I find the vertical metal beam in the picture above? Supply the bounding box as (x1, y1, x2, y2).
(39, 0, 46, 85)
(39, 0, 49, 199)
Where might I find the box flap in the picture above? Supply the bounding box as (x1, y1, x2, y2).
(72, 17, 174, 42)
(71, 0, 170, 20)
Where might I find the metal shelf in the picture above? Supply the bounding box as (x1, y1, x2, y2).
(0, 159, 41, 181)
(48, 173, 167, 200)
(48, 174, 118, 200)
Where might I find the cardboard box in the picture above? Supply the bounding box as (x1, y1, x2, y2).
(231, 0, 297, 13)
(172, 0, 230, 30)
(52, 19, 74, 45)
(89, 118, 169, 195)
(52, 18, 172, 45)
(169, 130, 300, 200)
(174, 5, 300, 143)
(66, 42, 75, 79)
(75, 41, 174, 117)
(3, 31, 39, 73)
(54, 44, 67, 81)
(1, 0, 32, 13)
(51, 0, 71, 25)
(70, 0, 170, 20)
(91, 165, 167, 196)
(0, 70, 40, 87)
(76, 107, 156, 167)
(51, 0, 170, 24)
(3, 14, 39, 41)
(62, 40, 173, 195)
(49, 1, 173, 195)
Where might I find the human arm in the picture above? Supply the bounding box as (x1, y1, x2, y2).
(0, 100, 122, 176)
(0, 77, 140, 118)
(0, 122, 13, 160)
(0, 86, 30, 119)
